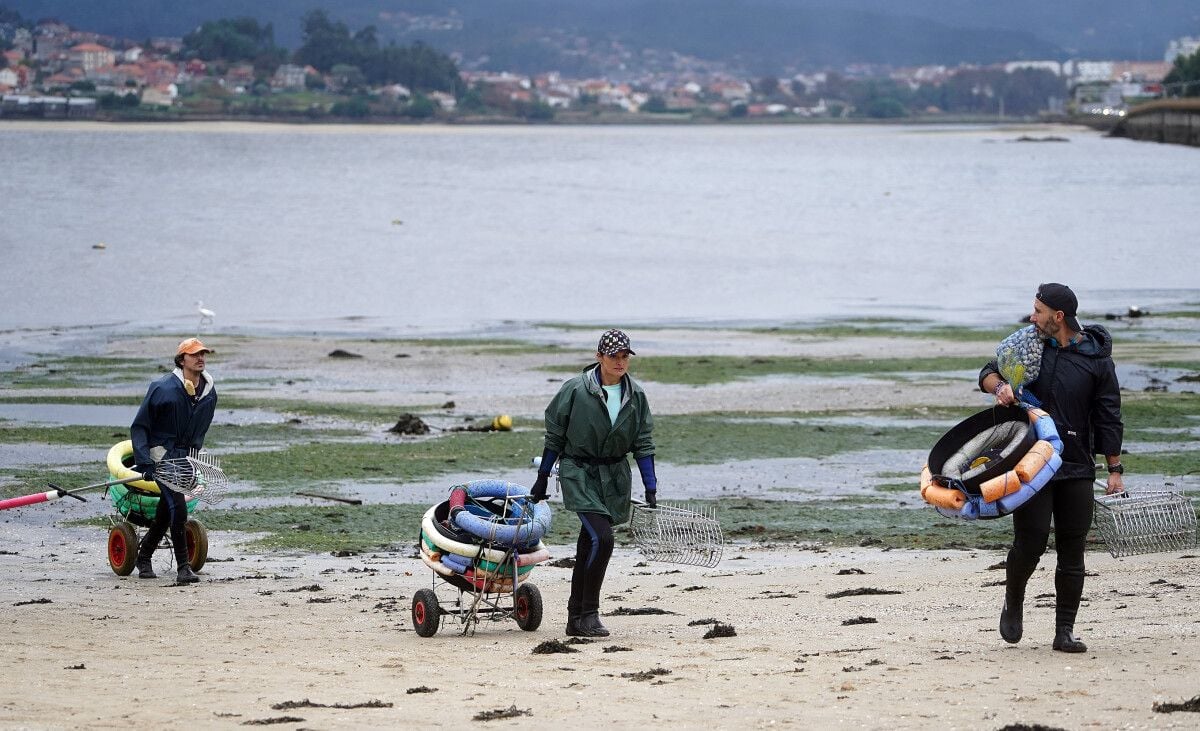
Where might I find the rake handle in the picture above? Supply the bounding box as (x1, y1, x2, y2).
(0, 475, 145, 511)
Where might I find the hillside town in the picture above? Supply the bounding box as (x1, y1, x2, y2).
(1, 12, 1197, 122)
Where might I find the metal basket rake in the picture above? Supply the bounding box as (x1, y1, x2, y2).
(629, 502, 724, 569)
(1093, 488, 1198, 558)
(154, 450, 230, 505)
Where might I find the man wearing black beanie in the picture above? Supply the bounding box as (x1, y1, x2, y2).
(979, 283, 1124, 653)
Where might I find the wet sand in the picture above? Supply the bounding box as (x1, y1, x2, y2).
(2, 530, 1198, 730)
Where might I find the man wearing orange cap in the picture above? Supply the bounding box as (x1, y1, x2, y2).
(130, 338, 218, 584)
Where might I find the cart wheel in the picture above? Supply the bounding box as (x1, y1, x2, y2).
(514, 583, 543, 632)
(185, 518, 208, 572)
(412, 589, 441, 637)
(108, 522, 139, 576)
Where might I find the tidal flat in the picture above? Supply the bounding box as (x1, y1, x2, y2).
(2, 321, 1197, 554)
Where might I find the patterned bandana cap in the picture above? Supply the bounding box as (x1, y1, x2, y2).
(597, 329, 636, 355)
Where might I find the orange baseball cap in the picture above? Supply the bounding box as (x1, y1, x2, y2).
(177, 338, 212, 356)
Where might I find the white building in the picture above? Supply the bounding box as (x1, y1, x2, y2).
(428, 91, 457, 110)
(271, 64, 307, 91)
(1071, 61, 1115, 84)
(141, 83, 177, 107)
(380, 83, 411, 100)
(69, 43, 116, 74)
(1165, 36, 1200, 63)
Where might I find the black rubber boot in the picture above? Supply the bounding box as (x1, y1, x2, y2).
(136, 557, 156, 579)
(566, 613, 604, 637)
(999, 598, 1023, 643)
(1053, 626, 1087, 653)
(581, 611, 610, 637)
(999, 581, 1024, 643)
(176, 565, 200, 584)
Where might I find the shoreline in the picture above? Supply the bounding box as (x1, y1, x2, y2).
(0, 114, 1085, 129)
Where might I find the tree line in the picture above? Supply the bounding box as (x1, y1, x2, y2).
(1164, 47, 1200, 97)
(182, 9, 463, 96)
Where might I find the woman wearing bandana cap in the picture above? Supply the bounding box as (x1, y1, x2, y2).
(531, 329, 658, 637)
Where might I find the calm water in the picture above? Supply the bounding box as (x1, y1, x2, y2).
(1, 121, 1198, 337)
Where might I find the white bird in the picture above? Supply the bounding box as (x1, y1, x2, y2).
(196, 300, 215, 334)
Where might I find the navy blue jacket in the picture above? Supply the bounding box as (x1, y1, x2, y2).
(130, 370, 217, 467)
(980, 324, 1123, 481)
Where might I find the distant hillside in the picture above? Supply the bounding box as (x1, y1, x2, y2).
(6, 0, 1198, 72)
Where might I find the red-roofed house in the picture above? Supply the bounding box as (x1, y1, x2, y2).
(43, 68, 84, 89)
(70, 43, 116, 74)
(93, 63, 146, 88)
(140, 59, 179, 87)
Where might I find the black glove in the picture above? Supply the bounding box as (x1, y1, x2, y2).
(531, 473, 549, 503)
(644, 489, 657, 508)
(137, 464, 155, 481)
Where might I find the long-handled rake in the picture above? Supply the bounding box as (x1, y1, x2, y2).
(1, 450, 230, 511)
(629, 501, 724, 568)
(152, 450, 230, 505)
(0, 475, 145, 511)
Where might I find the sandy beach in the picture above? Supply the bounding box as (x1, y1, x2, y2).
(2, 325, 1199, 730)
(2, 527, 1198, 730)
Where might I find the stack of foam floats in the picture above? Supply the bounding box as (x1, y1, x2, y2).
(419, 479, 552, 592)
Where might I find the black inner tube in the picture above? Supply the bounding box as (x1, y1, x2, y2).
(431, 500, 486, 545)
(928, 405, 1036, 495)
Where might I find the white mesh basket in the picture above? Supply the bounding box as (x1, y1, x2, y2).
(629, 503, 723, 568)
(1093, 489, 1198, 558)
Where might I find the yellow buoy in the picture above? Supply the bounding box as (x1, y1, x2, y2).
(491, 415, 513, 431)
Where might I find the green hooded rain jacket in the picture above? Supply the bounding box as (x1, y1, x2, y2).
(543, 363, 655, 524)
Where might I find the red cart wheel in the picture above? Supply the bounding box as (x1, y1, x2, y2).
(514, 583, 543, 632)
(185, 518, 208, 572)
(412, 588, 441, 637)
(108, 522, 139, 576)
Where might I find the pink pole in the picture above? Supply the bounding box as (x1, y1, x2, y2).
(0, 491, 60, 511)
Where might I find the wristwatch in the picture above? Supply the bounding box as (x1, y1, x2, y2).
(1107, 463, 1124, 474)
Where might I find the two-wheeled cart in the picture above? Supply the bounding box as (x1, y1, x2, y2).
(103, 440, 227, 576)
(410, 553, 544, 638)
(104, 484, 208, 576)
(413, 481, 551, 637)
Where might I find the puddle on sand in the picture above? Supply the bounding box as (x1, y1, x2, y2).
(306, 450, 927, 507)
(0, 403, 287, 427)
(0, 444, 105, 469)
(1118, 364, 1200, 394)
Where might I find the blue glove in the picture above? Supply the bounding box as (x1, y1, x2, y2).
(644, 489, 657, 508)
(137, 464, 156, 481)
(531, 473, 549, 503)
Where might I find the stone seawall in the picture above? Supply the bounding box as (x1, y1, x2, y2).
(1111, 99, 1200, 147)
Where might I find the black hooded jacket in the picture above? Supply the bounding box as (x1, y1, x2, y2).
(980, 324, 1123, 481)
